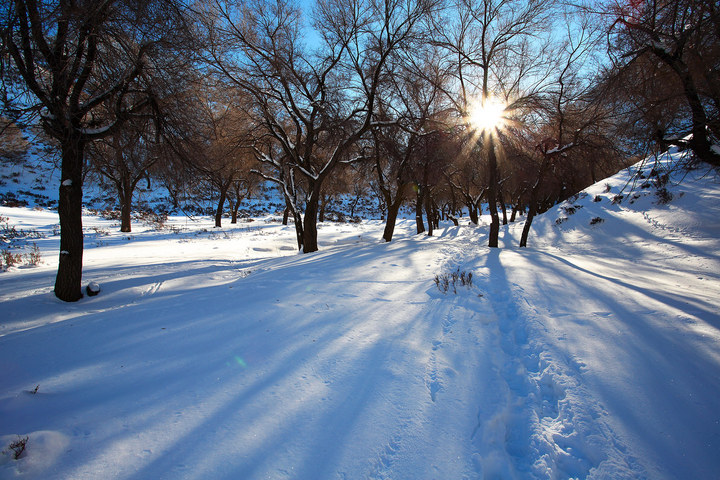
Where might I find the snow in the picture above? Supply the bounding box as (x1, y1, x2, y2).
(1, 155, 720, 479)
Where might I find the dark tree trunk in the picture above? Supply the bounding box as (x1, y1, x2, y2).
(449, 186, 458, 217)
(415, 186, 425, 234)
(519, 204, 536, 248)
(424, 190, 434, 236)
(293, 210, 304, 250)
(55, 137, 86, 302)
(486, 138, 500, 247)
(230, 199, 241, 224)
(510, 204, 519, 223)
(499, 191, 508, 225)
(469, 203, 479, 225)
(652, 48, 720, 167)
(214, 180, 231, 228)
(349, 194, 360, 218)
(118, 174, 138, 233)
(319, 193, 326, 223)
(302, 187, 321, 253)
(382, 195, 404, 242)
(283, 204, 290, 225)
(120, 184, 132, 233)
(520, 156, 552, 247)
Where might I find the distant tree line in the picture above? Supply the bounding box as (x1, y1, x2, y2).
(1, 0, 718, 301)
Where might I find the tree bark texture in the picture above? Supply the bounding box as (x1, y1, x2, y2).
(382, 195, 404, 242)
(55, 137, 86, 302)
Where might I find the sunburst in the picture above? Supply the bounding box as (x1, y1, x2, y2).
(467, 97, 507, 134)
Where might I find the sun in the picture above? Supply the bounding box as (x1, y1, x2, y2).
(468, 97, 506, 133)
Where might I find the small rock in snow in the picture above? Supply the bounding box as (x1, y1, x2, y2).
(86, 282, 101, 297)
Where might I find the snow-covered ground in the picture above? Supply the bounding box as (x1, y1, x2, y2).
(1, 153, 719, 479)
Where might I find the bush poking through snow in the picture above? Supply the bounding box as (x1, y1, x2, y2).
(434, 268, 473, 294)
(86, 282, 101, 297)
(24, 243, 41, 266)
(655, 187, 673, 204)
(1, 249, 22, 270)
(562, 205, 582, 216)
(590, 217, 605, 226)
(3, 436, 28, 460)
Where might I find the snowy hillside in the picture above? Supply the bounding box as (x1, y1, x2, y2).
(1, 152, 719, 479)
(0, 146, 381, 220)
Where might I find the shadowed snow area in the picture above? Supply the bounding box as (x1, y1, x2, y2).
(1, 156, 719, 479)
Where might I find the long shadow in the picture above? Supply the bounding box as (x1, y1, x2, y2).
(535, 250, 719, 327)
(523, 249, 720, 479)
(1, 230, 439, 479)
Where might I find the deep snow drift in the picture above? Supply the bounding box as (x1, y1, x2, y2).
(1, 153, 719, 479)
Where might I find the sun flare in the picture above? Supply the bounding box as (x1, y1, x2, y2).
(468, 98, 506, 133)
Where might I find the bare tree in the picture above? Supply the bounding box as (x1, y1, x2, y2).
(192, 85, 256, 228)
(518, 13, 621, 247)
(369, 45, 452, 241)
(446, 138, 486, 224)
(207, 0, 433, 252)
(432, 0, 557, 247)
(1, 0, 193, 301)
(88, 118, 162, 232)
(606, 0, 720, 166)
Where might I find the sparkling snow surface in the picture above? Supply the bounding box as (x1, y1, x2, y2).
(1, 156, 719, 479)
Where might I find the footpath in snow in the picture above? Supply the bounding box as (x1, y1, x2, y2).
(1, 155, 719, 479)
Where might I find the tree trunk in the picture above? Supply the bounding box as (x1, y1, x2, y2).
(382, 195, 403, 242)
(499, 191, 508, 225)
(283, 204, 290, 225)
(119, 177, 133, 233)
(469, 203, 479, 225)
(510, 205, 519, 223)
(319, 193, 326, 223)
(424, 190, 434, 236)
(302, 189, 320, 253)
(55, 137, 86, 302)
(229, 199, 236, 224)
(214, 180, 231, 228)
(655, 49, 720, 167)
(519, 204, 536, 247)
(293, 210, 304, 250)
(520, 157, 551, 248)
(415, 186, 425, 234)
(486, 137, 500, 247)
(120, 188, 132, 233)
(231, 199, 241, 224)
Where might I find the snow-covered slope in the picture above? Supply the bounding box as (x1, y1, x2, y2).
(1, 152, 719, 479)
